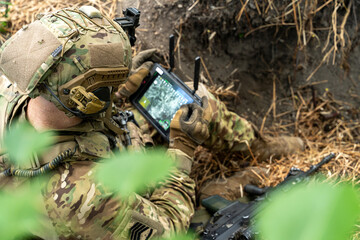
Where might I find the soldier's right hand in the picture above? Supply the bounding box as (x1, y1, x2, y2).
(169, 97, 210, 157)
(116, 49, 161, 99)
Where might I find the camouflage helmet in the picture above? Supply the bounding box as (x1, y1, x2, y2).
(0, 6, 132, 118)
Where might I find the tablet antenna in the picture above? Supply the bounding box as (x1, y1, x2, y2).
(193, 56, 200, 95)
(169, 35, 175, 72)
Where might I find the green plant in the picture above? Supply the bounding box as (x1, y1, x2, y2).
(0, 1, 11, 34)
(0, 183, 44, 240)
(95, 149, 174, 197)
(0, 122, 53, 240)
(0, 1, 10, 17)
(2, 122, 359, 240)
(0, 122, 175, 239)
(3, 121, 54, 165)
(256, 180, 360, 240)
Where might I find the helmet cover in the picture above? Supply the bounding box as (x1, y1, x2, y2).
(0, 6, 132, 117)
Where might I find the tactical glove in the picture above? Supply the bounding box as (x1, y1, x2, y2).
(116, 49, 161, 98)
(169, 97, 210, 157)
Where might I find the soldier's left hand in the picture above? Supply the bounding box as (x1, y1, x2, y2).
(116, 49, 161, 99)
(130, 48, 161, 74)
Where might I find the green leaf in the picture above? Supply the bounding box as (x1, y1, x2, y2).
(256, 180, 360, 240)
(0, 21, 8, 33)
(95, 149, 174, 197)
(3, 122, 55, 165)
(164, 233, 196, 240)
(0, 182, 44, 239)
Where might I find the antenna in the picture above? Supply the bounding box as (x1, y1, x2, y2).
(169, 35, 175, 72)
(193, 56, 200, 95)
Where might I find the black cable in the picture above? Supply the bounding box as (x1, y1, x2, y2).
(1, 147, 77, 178)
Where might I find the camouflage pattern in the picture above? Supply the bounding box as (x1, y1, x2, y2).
(37, 7, 132, 115)
(0, 6, 132, 118)
(0, 107, 196, 239)
(41, 139, 195, 239)
(0, 80, 256, 239)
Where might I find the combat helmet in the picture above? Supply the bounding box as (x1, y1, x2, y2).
(0, 6, 132, 119)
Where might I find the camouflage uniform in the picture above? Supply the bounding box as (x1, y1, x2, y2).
(0, 6, 255, 240)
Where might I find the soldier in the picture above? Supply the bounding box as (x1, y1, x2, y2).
(0, 5, 303, 240)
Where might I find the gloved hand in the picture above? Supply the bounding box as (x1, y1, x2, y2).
(116, 49, 161, 99)
(169, 97, 210, 157)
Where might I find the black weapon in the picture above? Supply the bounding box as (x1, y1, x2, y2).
(200, 153, 335, 240)
(113, 7, 140, 46)
(112, 110, 139, 146)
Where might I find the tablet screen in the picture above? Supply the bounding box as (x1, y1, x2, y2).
(137, 71, 194, 131)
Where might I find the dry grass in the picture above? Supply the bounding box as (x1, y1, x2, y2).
(192, 84, 360, 191)
(237, 0, 355, 81)
(0, 0, 118, 42)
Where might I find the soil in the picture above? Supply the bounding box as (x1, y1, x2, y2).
(118, 0, 360, 131)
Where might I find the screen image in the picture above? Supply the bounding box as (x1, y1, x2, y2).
(138, 74, 194, 130)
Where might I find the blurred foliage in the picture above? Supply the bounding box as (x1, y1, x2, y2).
(3, 121, 54, 165)
(0, 121, 176, 239)
(0, 1, 10, 17)
(0, 0, 10, 34)
(256, 180, 360, 240)
(0, 122, 54, 239)
(164, 233, 196, 240)
(1, 122, 359, 240)
(95, 149, 174, 197)
(0, 21, 7, 33)
(0, 181, 44, 240)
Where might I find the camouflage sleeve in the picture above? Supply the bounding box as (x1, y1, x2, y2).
(194, 83, 256, 152)
(117, 149, 195, 239)
(42, 150, 195, 239)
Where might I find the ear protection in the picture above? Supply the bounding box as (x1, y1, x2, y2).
(46, 67, 129, 118)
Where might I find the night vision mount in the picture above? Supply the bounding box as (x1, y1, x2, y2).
(114, 7, 140, 46)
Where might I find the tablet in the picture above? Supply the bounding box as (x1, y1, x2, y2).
(130, 63, 202, 140)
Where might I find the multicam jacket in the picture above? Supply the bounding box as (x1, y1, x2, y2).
(0, 79, 256, 240)
(0, 96, 196, 239)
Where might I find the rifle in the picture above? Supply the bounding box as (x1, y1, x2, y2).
(114, 7, 140, 46)
(200, 153, 335, 240)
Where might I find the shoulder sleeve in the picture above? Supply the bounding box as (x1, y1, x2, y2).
(113, 150, 195, 239)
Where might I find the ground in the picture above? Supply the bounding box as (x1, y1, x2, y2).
(116, 0, 360, 204)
